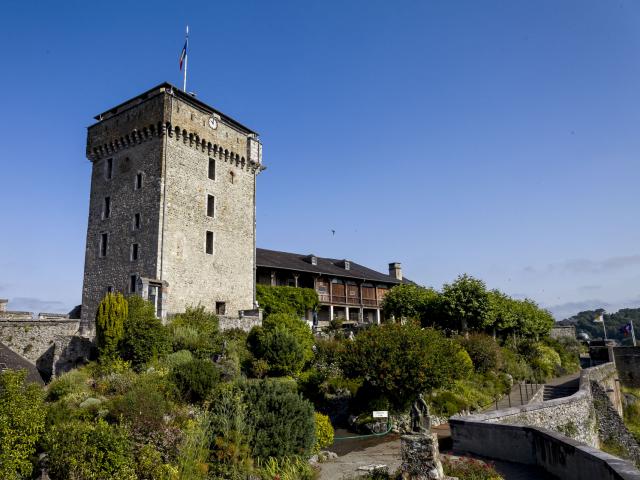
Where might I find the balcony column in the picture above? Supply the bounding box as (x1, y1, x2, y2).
(345, 306, 350, 321)
(359, 306, 364, 323)
(294, 274, 299, 288)
(330, 304, 334, 320)
(329, 279, 333, 303)
(270, 271, 276, 287)
(375, 309, 381, 324)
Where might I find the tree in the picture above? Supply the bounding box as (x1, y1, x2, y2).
(120, 296, 171, 370)
(441, 274, 490, 333)
(96, 292, 128, 360)
(256, 285, 319, 319)
(0, 370, 46, 480)
(171, 358, 221, 403)
(341, 322, 472, 410)
(242, 378, 316, 459)
(381, 284, 440, 324)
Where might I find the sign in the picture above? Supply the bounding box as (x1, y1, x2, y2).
(372, 411, 388, 418)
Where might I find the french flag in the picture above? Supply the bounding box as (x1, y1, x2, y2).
(179, 39, 187, 71)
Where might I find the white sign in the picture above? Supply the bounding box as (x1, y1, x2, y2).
(372, 411, 388, 418)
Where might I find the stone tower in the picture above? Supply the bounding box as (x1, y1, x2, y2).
(81, 83, 263, 332)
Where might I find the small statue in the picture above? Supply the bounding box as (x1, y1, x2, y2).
(410, 393, 431, 433)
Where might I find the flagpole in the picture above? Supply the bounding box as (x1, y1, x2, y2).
(183, 26, 189, 92)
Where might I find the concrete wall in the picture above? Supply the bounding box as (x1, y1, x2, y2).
(451, 363, 640, 479)
(451, 421, 640, 480)
(550, 325, 576, 339)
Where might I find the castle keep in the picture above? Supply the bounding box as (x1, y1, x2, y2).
(81, 83, 263, 332)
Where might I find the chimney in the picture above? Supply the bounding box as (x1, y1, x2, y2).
(389, 262, 402, 281)
(0, 299, 7, 312)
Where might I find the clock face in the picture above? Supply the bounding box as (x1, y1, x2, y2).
(208, 117, 218, 129)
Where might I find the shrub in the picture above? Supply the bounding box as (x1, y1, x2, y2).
(120, 296, 172, 370)
(108, 383, 171, 439)
(249, 313, 315, 376)
(242, 378, 316, 459)
(171, 358, 220, 403)
(341, 323, 472, 410)
(96, 293, 128, 360)
(46, 368, 92, 402)
(519, 341, 561, 380)
(164, 349, 194, 369)
(256, 284, 318, 319)
(0, 370, 47, 480)
(256, 456, 316, 480)
(441, 455, 503, 480)
(208, 384, 254, 479)
(499, 348, 533, 381)
(544, 337, 581, 375)
(177, 409, 211, 480)
(169, 306, 221, 358)
(459, 334, 502, 373)
(45, 419, 137, 480)
(313, 412, 334, 453)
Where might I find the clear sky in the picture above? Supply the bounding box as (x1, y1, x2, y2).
(1, 0, 639, 319)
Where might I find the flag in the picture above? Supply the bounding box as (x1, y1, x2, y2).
(179, 39, 187, 71)
(620, 323, 633, 337)
(594, 314, 604, 323)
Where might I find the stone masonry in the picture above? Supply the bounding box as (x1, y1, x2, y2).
(81, 83, 263, 332)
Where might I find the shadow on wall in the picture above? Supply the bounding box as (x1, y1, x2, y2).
(35, 336, 94, 382)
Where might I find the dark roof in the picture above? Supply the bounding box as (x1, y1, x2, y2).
(93, 82, 258, 135)
(256, 248, 412, 285)
(0, 342, 44, 385)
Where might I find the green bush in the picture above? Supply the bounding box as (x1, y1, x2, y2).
(242, 378, 316, 459)
(341, 323, 472, 411)
(544, 337, 581, 376)
(171, 358, 221, 403)
(518, 341, 561, 380)
(208, 384, 254, 479)
(249, 313, 315, 376)
(0, 370, 47, 480)
(120, 296, 172, 370)
(45, 419, 137, 480)
(96, 293, 128, 360)
(163, 349, 194, 369)
(256, 284, 318, 319)
(459, 334, 502, 373)
(169, 306, 221, 358)
(177, 409, 212, 480)
(108, 382, 171, 438)
(499, 348, 533, 381)
(313, 412, 334, 453)
(256, 456, 316, 480)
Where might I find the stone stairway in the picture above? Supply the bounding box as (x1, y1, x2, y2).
(542, 377, 579, 401)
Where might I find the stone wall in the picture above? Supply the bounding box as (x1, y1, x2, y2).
(550, 325, 576, 339)
(451, 363, 640, 479)
(614, 347, 640, 388)
(0, 313, 91, 381)
(218, 310, 262, 332)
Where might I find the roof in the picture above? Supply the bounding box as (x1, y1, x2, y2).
(256, 248, 413, 285)
(0, 342, 44, 385)
(93, 82, 258, 135)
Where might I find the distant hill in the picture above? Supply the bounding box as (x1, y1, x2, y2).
(558, 307, 640, 344)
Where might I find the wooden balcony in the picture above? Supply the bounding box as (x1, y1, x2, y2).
(316, 290, 381, 307)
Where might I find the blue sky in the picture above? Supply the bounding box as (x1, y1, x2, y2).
(1, 0, 639, 319)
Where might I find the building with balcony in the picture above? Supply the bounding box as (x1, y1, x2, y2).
(256, 248, 411, 327)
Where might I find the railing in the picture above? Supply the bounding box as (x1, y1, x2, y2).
(315, 292, 381, 307)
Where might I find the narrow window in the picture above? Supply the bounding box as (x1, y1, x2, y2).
(207, 195, 215, 217)
(135, 172, 143, 190)
(208, 158, 216, 180)
(216, 302, 226, 315)
(100, 233, 108, 257)
(133, 213, 141, 230)
(229, 170, 235, 184)
(130, 275, 137, 293)
(206, 231, 214, 255)
(103, 196, 111, 219)
(131, 243, 139, 261)
(105, 158, 113, 180)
